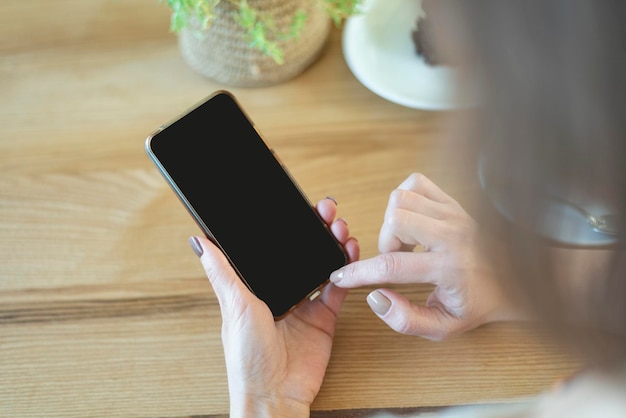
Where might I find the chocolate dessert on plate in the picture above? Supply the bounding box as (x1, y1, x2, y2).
(411, 0, 447, 66)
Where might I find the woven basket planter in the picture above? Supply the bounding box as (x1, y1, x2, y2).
(177, 0, 332, 87)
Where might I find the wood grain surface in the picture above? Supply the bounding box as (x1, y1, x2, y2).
(0, 0, 581, 416)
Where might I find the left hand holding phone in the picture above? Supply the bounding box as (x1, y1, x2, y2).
(191, 197, 360, 418)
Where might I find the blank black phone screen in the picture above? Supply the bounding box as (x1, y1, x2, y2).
(146, 91, 347, 318)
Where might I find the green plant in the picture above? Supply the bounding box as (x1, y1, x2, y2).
(162, 0, 362, 64)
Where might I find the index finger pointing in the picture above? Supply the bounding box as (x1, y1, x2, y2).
(329, 251, 445, 288)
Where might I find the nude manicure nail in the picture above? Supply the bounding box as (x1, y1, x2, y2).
(325, 196, 338, 205)
(329, 270, 343, 283)
(188, 236, 204, 257)
(367, 290, 391, 315)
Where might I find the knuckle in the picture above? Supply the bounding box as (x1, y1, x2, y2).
(386, 304, 460, 341)
(374, 253, 401, 279)
(392, 318, 417, 336)
(384, 209, 407, 232)
(386, 312, 428, 337)
(408, 172, 425, 184)
(388, 188, 403, 207)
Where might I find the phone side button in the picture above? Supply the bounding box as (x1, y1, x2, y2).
(308, 289, 322, 301)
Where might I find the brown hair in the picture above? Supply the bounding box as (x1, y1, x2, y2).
(433, 0, 626, 362)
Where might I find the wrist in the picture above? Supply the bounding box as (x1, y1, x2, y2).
(230, 393, 310, 418)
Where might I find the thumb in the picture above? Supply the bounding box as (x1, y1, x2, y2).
(366, 289, 461, 341)
(189, 236, 258, 316)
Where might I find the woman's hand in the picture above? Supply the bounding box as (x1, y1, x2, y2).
(330, 173, 525, 341)
(190, 197, 359, 418)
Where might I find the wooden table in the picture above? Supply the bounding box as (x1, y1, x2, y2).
(1, 1, 581, 416)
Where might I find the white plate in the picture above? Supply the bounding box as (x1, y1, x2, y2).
(342, 0, 478, 110)
(477, 156, 620, 247)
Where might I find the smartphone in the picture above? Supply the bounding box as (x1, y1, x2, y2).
(145, 90, 348, 319)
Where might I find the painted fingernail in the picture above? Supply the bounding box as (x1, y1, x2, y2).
(325, 196, 338, 205)
(329, 269, 343, 283)
(188, 236, 204, 257)
(367, 290, 391, 316)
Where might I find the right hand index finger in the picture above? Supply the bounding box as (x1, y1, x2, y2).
(329, 251, 445, 288)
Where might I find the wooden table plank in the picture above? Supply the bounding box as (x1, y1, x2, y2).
(0, 0, 582, 415)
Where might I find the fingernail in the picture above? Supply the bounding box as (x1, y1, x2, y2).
(336, 217, 348, 226)
(367, 290, 391, 316)
(188, 236, 203, 257)
(325, 196, 338, 205)
(329, 269, 343, 283)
